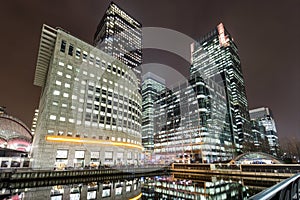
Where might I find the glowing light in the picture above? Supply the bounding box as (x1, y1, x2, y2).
(129, 193, 142, 200)
(46, 135, 143, 150)
(217, 23, 229, 47)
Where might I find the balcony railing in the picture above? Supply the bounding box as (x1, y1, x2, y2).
(249, 173, 300, 200)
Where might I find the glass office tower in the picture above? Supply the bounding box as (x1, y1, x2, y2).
(93, 2, 142, 78)
(249, 107, 279, 156)
(141, 72, 165, 157)
(153, 75, 233, 163)
(31, 24, 142, 169)
(191, 23, 251, 153)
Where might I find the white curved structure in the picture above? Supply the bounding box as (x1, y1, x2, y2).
(31, 25, 142, 169)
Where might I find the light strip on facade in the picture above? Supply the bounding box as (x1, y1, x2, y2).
(129, 193, 142, 200)
(46, 135, 143, 150)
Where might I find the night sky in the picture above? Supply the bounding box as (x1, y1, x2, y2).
(0, 1, 299, 142)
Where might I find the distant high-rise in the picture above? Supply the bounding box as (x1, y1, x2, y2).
(191, 23, 251, 153)
(141, 72, 165, 155)
(249, 107, 279, 156)
(93, 2, 142, 77)
(250, 119, 270, 153)
(153, 75, 233, 163)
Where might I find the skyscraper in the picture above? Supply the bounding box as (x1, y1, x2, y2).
(141, 72, 165, 156)
(249, 119, 270, 153)
(31, 24, 142, 169)
(93, 2, 142, 77)
(191, 23, 251, 153)
(249, 107, 279, 156)
(153, 75, 233, 163)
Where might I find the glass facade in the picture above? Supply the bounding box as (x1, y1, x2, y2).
(93, 2, 142, 78)
(191, 23, 251, 153)
(249, 119, 271, 153)
(153, 75, 233, 163)
(31, 25, 142, 169)
(143, 176, 248, 199)
(141, 72, 165, 156)
(249, 107, 279, 156)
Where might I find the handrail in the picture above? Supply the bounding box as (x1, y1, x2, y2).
(249, 173, 300, 200)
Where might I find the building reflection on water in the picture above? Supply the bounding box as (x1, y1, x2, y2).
(141, 174, 249, 200)
(2, 179, 142, 200)
(1, 173, 274, 200)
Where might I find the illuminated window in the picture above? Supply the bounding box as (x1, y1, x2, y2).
(67, 64, 72, 70)
(50, 115, 56, 120)
(59, 117, 66, 122)
(57, 71, 63, 76)
(53, 90, 60, 95)
(58, 61, 64, 66)
(83, 51, 88, 61)
(96, 57, 100, 66)
(75, 48, 81, 59)
(89, 54, 94, 65)
(66, 74, 71, 79)
(55, 80, 61, 86)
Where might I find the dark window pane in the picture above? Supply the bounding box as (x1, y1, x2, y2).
(68, 44, 74, 56)
(60, 40, 66, 52)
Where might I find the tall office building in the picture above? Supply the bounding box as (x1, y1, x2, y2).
(141, 72, 165, 156)
(191, 23, 251, 153)
(249, 107, 279, 156)
(249, 119, 270, 153)
(93, 2, 142, 78)
(31, 24, 142, 169)
(153, 75, 233, 163)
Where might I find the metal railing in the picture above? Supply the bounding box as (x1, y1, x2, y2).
(249, 173, 300, 200)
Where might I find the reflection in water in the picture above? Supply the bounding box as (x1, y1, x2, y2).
(1, 179, 142, 200)
(141, 174, 249, 200)
(1, 173, 273, 200)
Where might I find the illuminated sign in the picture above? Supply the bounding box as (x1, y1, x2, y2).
(217, 23, 229, 47)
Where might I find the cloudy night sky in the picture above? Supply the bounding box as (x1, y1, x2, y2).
(0, 1, 299, 142)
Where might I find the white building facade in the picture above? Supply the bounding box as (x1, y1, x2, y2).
(31, 25, 142, 169)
